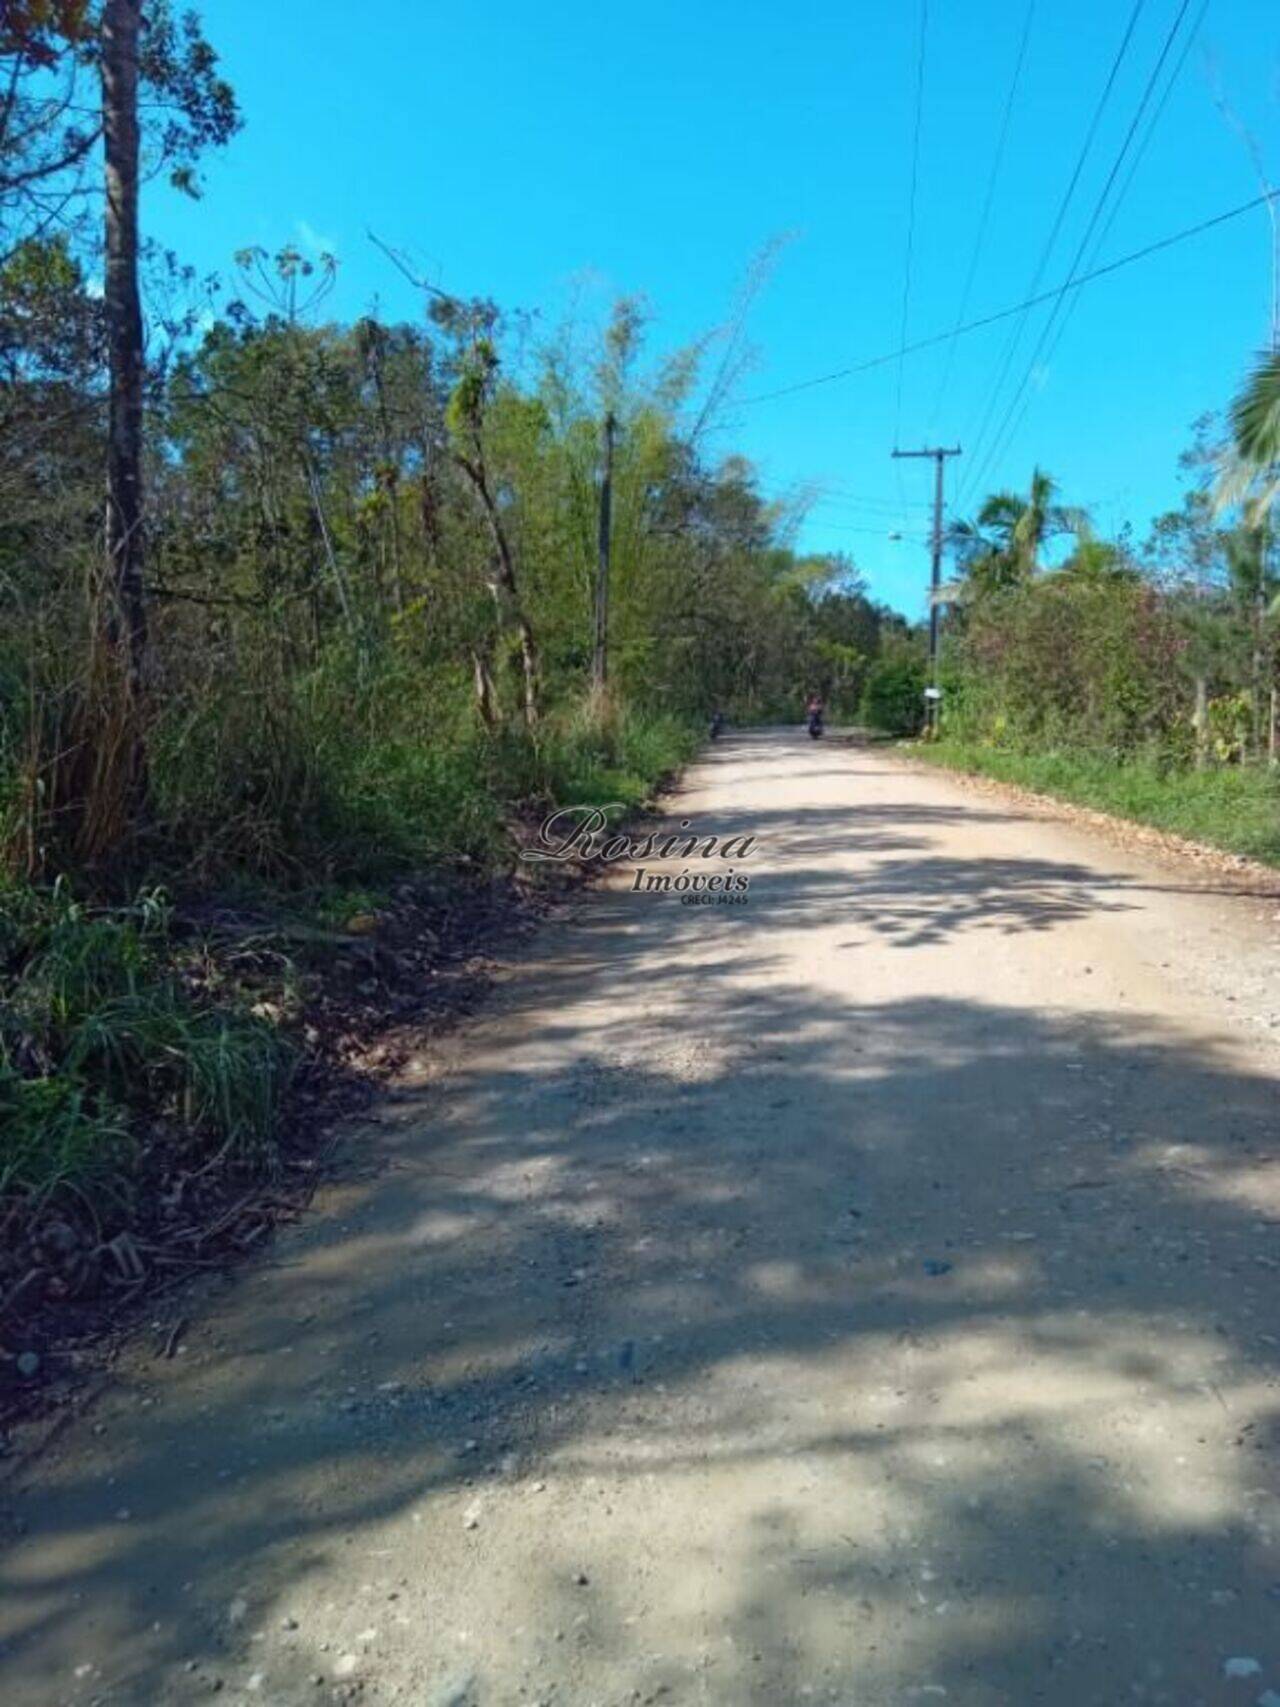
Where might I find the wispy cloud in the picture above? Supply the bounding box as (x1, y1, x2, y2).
(296, 218, 338, 258)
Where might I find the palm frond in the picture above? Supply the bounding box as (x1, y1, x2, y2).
(1232, 347, 1280, 468)
(1218, 347, 1280, 522)
(976, 492, 1023, 534)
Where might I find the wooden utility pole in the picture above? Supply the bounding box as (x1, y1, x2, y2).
(891, 444, 961, 735)
(592, 412, 616, 699)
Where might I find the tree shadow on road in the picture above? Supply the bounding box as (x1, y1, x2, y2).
(3, 782, 1279, 1705)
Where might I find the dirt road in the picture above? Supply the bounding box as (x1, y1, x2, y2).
(5, 730, 1280, 1707)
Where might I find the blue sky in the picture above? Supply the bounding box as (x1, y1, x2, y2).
(150, 1, 1279, 616)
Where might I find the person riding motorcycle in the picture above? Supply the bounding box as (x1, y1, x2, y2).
(805, 692, 825, 738)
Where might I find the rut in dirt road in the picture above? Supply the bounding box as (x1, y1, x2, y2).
(4, 729, 1280, 1707)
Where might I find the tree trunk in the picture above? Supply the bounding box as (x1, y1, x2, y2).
(455, 451, 539, 727)
(102, 0, 148, 689)
(304, 455, 357, 635)
(591, 412, 616, 701)
(419, 441, 442, 564)
(1193, 674, 1208, 769)
(1254, 603, 1266, 762)
(367, 335, 405, 612)
(513, 613, 539, 729)
(470, 644, 496, 731)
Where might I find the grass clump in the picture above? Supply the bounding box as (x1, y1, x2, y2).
(0, 881, 292, 1215)
(496, 703, 699, 817)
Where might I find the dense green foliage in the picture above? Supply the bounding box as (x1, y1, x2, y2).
(0, 12, 919, 1221)
(928, 447, 1276, 833)
(929, 451, 1280, 863)
(942, 569, 1187, 754)
(861, 646, 928, 736)
(1, 246, 908, 887)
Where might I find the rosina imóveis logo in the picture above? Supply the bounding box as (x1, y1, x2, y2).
(520, 804, 757, 904)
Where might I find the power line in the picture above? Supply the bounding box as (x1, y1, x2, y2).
(765, 493, 932, 520)
(803, 521, 932, 540)
(931, 0, 1036, 427)
(894, 0, 930, 450)
(1096, 0, 1210, 261)
(806, 486, 933, 507)
(966, 0, 1211, 490)
(737, 187, 1279, 409)
(804, 493, 933, 514)
(958, 0, 1148, 505)
(967, 0, 1198, 502)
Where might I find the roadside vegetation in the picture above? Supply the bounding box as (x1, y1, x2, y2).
(0, 4, 918, 1332)
(923, 401, 1280, 864)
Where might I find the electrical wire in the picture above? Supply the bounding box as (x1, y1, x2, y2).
(966, 0, 1198, 502)
(1094, 0, 1210, 265)
(931, 0, 1036, 428)
(957, 0, 1148, 506)
(895, 0, 930, 451)
(738, 187, 1277, 408)
(968, 0, 1211, 488)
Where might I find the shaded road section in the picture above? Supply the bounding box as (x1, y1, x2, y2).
(4, 729, 1280, 1706)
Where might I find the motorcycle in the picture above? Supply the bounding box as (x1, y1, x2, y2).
(807, 710, 824, 740)
(709, 710, 726, 740)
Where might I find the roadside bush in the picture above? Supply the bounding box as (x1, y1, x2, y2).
(149, 647, 505, 884)
(945, 574, 1186, 757)
(146, 642, 699, 889)
(1206, 691, 1252, 764)
(862, 652, 927, 735)
(0, 692, 697, 1223)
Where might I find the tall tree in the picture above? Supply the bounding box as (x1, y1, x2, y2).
(101, 0, 146, 688)
(446, 337, 541, 727)
(983, 467, 1088, 579)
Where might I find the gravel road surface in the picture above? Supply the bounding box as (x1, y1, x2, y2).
(4, 729, 1280, 1707)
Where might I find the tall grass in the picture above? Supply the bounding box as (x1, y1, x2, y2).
(146, 645, 698, 887)
(0, 679, 698, 1212)
(496, 701, 699, 815)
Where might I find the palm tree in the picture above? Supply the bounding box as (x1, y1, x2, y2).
(951, 467, 1089, 594)
(1219, 348, 1280, 524)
